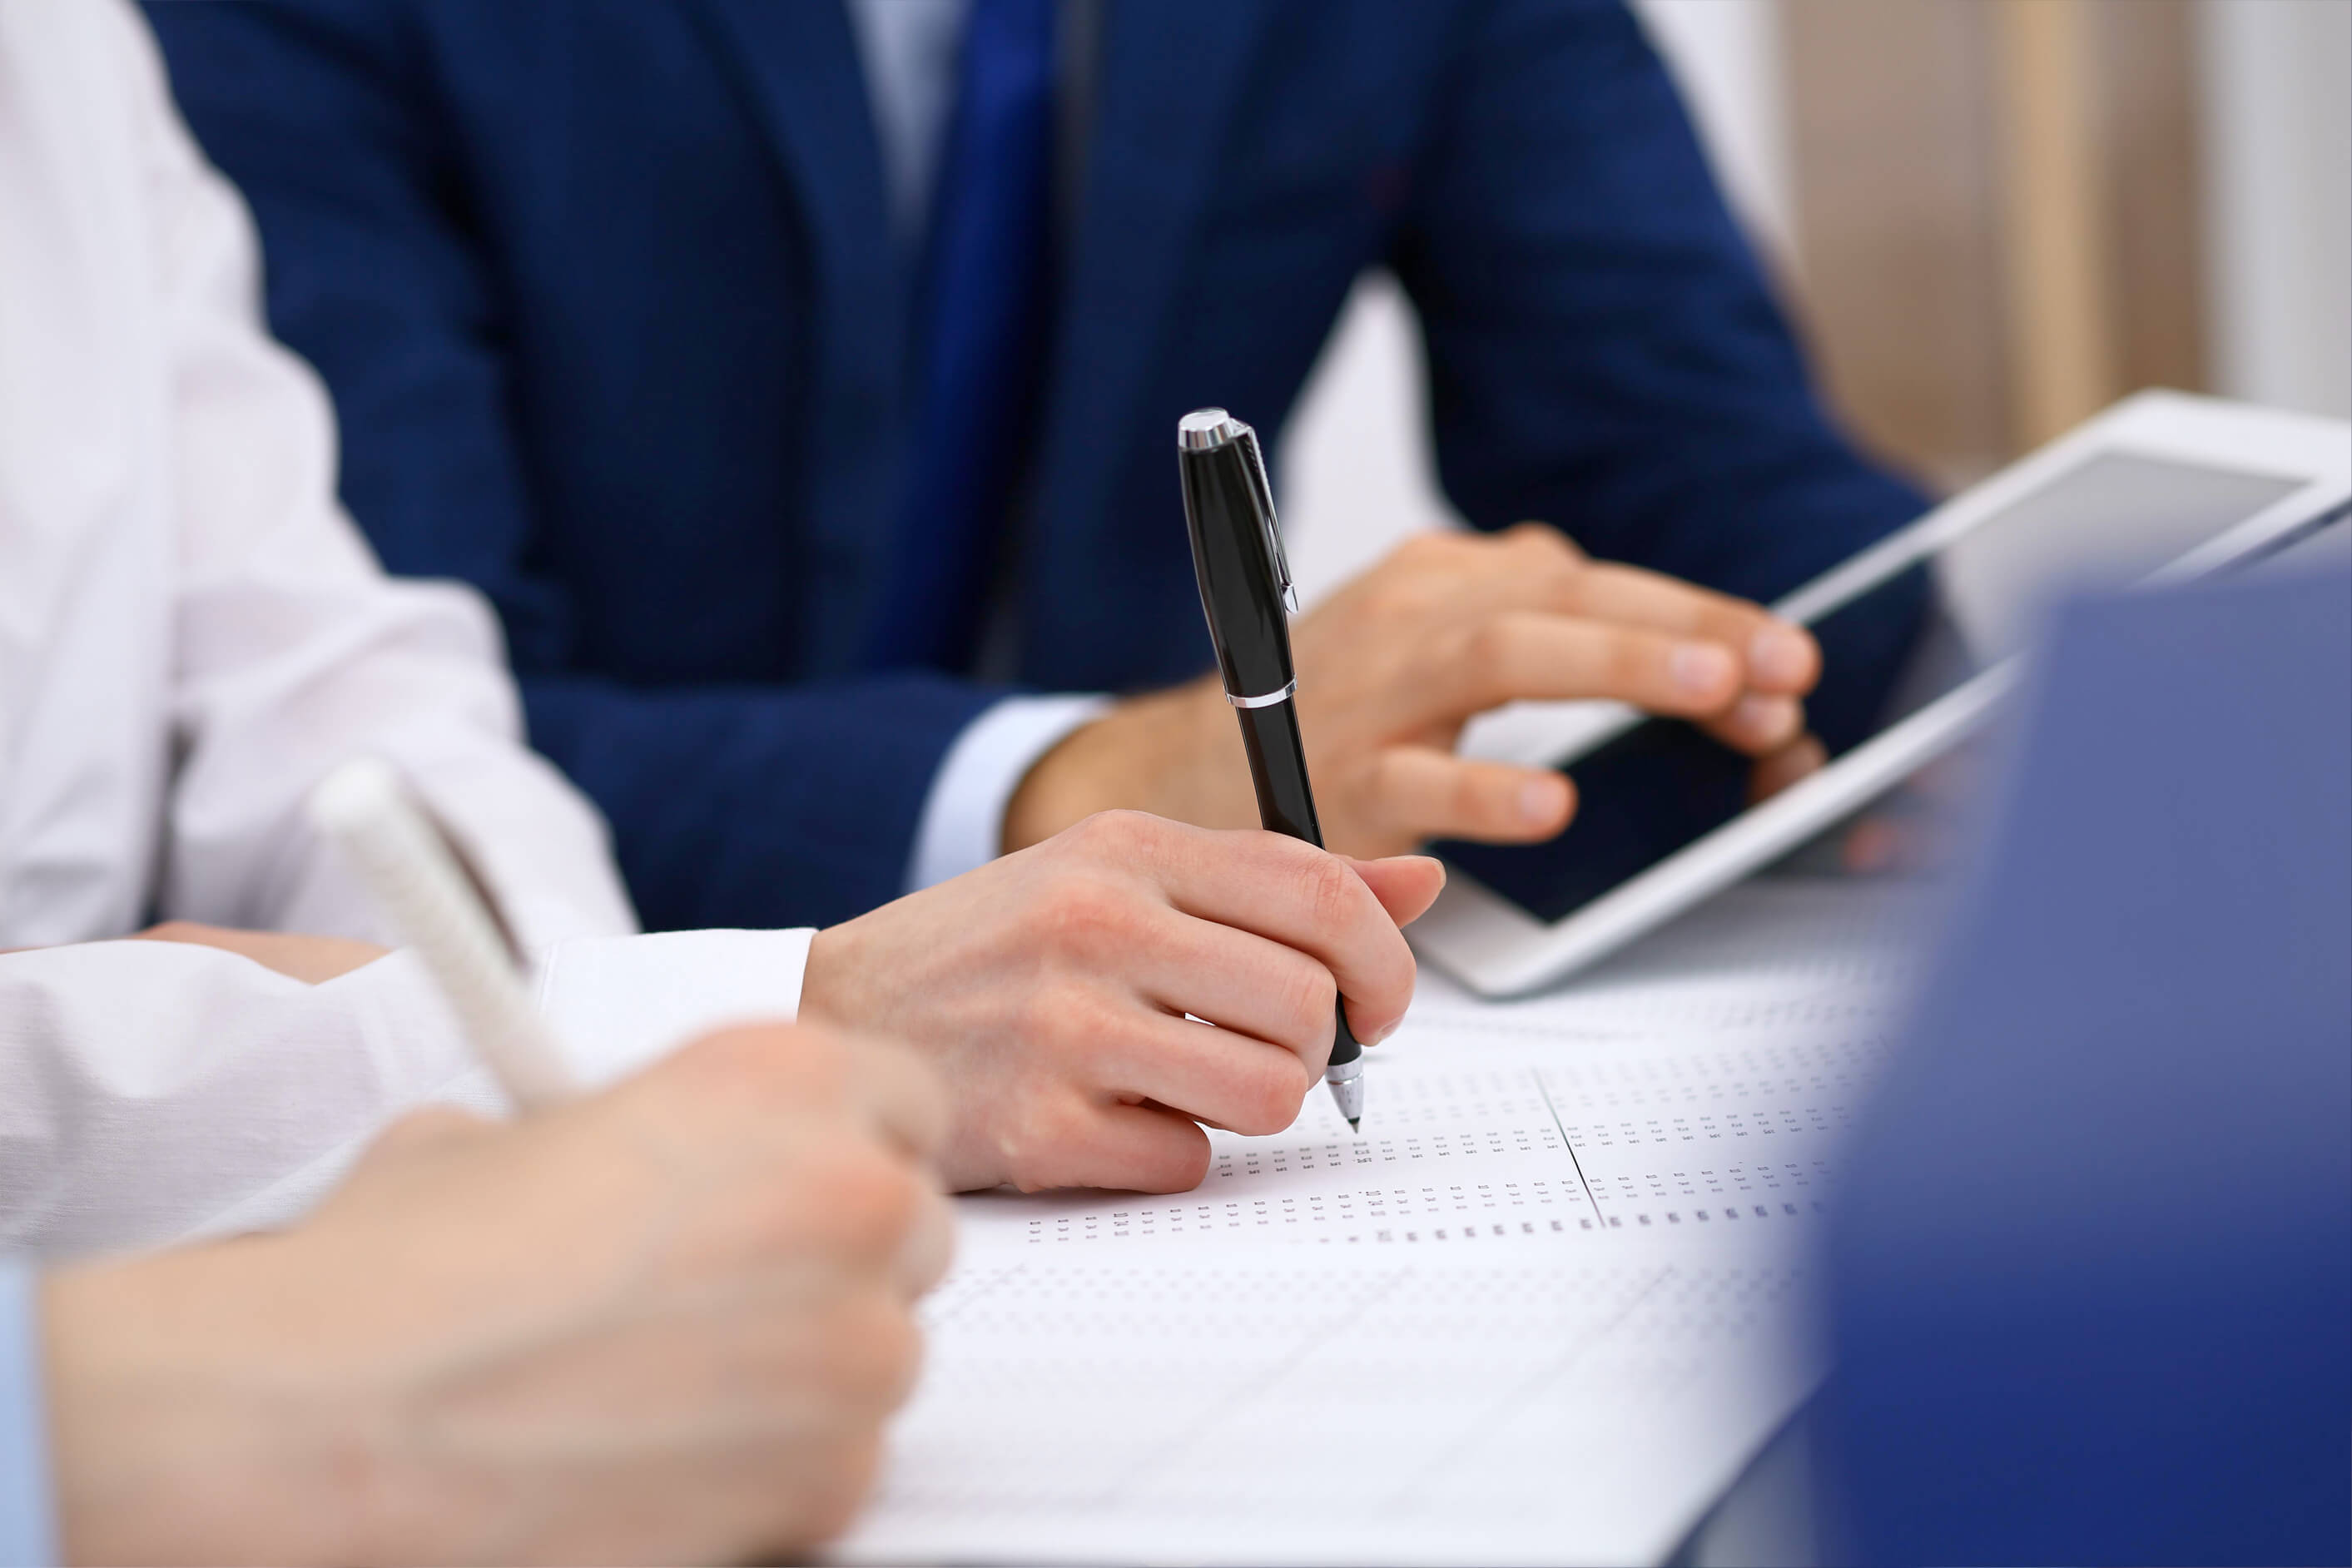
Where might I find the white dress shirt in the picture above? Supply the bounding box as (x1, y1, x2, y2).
(0, 0, 811, 1263)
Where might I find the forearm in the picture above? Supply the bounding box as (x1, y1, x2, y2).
(33, 1020, 948, 1566)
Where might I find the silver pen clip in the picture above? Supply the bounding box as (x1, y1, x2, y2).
(1233, 425, 1300, 616)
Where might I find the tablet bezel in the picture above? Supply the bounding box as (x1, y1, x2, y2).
(1411, 390, 2352, 998)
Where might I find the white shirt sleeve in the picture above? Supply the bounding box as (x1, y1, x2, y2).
(906, 694, 1110, 891)
(535, 928, 816, 1089)
(0, 942, 492, 1259)
(0, 926, 815, 1262)
(0, 17, 819, 1264)
(118, 2, 636, 953)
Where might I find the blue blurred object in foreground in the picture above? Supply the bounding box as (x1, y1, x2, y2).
(1819, 563, 2352, 1566)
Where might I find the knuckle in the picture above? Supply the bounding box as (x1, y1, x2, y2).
(1394, 532, 1451, 568)
(1069, 808, 1158, 861)
(1130, 1116, 1215, 1193)
(1298, 854, 1362, 932)
(1041, 989, 1131, 1070)
(1276, 959, 1340, 1046)
(1365, 747, 1429, 820)
(1466, 615, 1522, 677)
(1456, 767, 1507, 828)
(1611, 631, 1666, 695)
(802, 1141, 925, 1253)
(693, 1021, 851, 1110)
(1233, 1050, 1313, 1135)
(999, 1090, 1104, 1191)
(1030, 1089, 1102, 1158)
(1024, 876, 1138, 960)
(1505, 520, 1576, 560)
(1545, 555, 1596, 608)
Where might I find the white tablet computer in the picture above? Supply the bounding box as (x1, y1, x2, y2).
(1411, 391, 2352, 997)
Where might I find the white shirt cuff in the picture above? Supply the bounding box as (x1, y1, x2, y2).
(534, 928, 816, 1091)
(906, 693, 1112, 891)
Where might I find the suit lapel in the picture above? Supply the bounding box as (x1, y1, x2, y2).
(692, 0, 904, 668)
(1033, 0, 1271, 564)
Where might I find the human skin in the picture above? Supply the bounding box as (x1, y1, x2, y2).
(801, 811, 1444, 1194)
(132, 920, 389, 982)
(1005, 524, 1828, 859)
(42, 1022, 951, 1566)
(138, 817, 1441, 1198)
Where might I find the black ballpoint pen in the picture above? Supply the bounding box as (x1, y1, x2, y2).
(1175, 407, 1367, 1130)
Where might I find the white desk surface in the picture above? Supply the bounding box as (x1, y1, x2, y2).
(836, 876, 1938, 1567)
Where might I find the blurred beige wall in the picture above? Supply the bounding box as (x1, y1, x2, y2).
(1277, 0, 2352, 603)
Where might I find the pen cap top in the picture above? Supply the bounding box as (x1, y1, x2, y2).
(1178, 408, 1246, 451)
(1175, 409, 1298, 617)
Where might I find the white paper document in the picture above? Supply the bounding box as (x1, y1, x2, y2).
(837, 882, 1928, 1566)
(841, 1229, 1824, 1566)
(959, 882, 1924, 1256)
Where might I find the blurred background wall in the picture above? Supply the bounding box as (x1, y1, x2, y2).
(1277, 0, 2352, 607)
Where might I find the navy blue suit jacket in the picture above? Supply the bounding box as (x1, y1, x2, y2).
(148, 0, 1927, 930)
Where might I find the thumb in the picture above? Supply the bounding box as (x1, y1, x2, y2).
(1347, 855, 1447, 928)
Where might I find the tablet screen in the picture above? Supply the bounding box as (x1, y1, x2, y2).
(1437, 452, 2305, 925)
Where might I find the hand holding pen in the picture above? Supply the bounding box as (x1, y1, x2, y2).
(313, 753, 1435, 1191)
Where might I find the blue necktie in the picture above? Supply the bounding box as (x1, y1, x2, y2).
(866, 0, 1058, 672)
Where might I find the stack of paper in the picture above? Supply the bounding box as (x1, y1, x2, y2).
(837, 881, 1930, 1566)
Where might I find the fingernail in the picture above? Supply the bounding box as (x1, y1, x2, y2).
(1670, 643, 1736, 696)
(1518, 776, 1566, 826)
(1749, 623, 1813, 688)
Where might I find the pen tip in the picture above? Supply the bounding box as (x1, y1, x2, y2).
(1347, 1117, 1361, 1132)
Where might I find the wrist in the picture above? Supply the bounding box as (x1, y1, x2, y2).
(1001, 681, 1231, 851)
(796, 922, 859, 1035)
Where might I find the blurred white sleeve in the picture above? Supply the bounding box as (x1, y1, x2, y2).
(0, 942, 493, 1260)
(117, 6, 636, 952)
(0, 7, 826, 1263)
(0, 925, 815, 1261)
